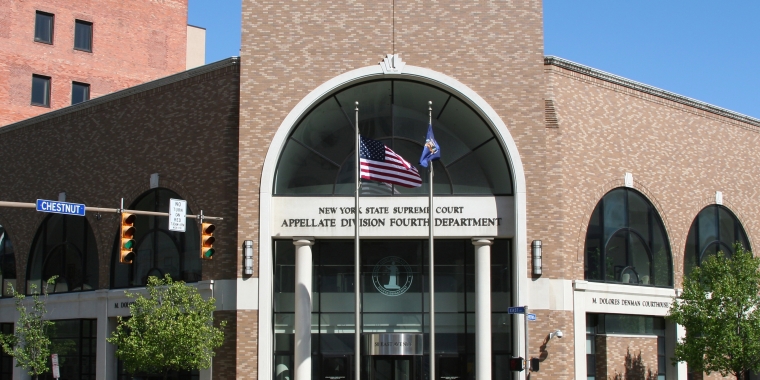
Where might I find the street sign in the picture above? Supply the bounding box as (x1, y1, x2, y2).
(36, 199, 85, 216)
(168, 198, 187, 232)
(51, 353, 60, 378)
(527, 313, 537, 321)
(508, 306, 526, 314)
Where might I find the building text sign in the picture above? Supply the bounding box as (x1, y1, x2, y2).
(583, 290, 674, 316)
(271, 196, 514, 237)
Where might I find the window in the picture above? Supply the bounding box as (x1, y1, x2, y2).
(587, 314, 667, 380)
(74, 20, 92, 52)
(31, 75, 51, 107)
(0, 323, 11, 380)
(41, 319, 97, 380)
(111, 188, 201, 288)
(34, 11, 54, 44)
(684, 205, 751, 275)
(584, 188, 672, 287)
(274, 79, 513, 196)
(273, 238, 512, 380)
(72, 82, 90, 105)
(0, 225, 16, 297)
(27, 214, 99, 294)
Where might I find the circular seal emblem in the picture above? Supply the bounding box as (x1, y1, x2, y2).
(372, 256, 413, 296)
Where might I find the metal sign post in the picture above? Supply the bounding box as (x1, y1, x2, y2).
(51, 353, 60, 379)
(524, 305, 530, 372)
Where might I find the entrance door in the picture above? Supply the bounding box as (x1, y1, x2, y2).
(322, 355, 351, 380)
(368, 356, 414, 380)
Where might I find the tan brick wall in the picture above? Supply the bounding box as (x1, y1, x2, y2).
(546, 63, 760, 289)
(528, 310, 574, 379)
(236, 309, 259, 380)
(0, 0, 189, 125)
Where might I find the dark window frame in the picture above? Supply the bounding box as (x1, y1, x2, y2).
(73, 20, 93, 52)
(31, 74, 51, 107)
(34, 11, 54, 44)
(584, 188, 673, 287)
(41, 319, 97, 380)
(27, 214, 99, 295)
(684, 204, 751, 275)
(0, 225, 17, 298)
(273, 238, 513, 380)
(71, 82, 90, 105)
(273, 79, 514, 197)
(0, 323, 12, 380)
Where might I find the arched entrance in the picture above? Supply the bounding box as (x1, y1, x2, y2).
(258, 64, 527, 380)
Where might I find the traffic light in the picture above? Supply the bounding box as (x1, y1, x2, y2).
(509, 357, 524, 372)
(201, 222, 215, 259)
(119, 213, 136, 264)
(530, 358, 540, 372)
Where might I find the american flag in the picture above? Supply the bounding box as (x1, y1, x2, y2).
(360, 136, 422, 188)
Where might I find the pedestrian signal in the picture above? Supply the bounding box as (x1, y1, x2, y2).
(509, 357, 524, 372)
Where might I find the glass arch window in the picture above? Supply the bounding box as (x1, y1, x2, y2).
(111, 188, 201, 288)
(685, 205, 750, 275)
(0, 225, 16, 297)
(28, 215, 98, 294)
(274, 79, 513, 196)
(584, 188, 672, 287)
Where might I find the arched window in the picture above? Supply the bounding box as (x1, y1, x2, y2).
(111, 188, 200, 288)
(0, 225, 16, 297)
(274, 79, 513, 196)
(584, 188, 672, 287)
(28, 215, 98, 294)
(685, 205, 750, 275)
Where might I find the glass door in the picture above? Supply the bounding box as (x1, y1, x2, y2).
(322, 355, 351, 380)
(368, 356, 414, 380)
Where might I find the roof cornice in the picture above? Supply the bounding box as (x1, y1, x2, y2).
(544, 56, 760, 128)
(0, 57, 240, 134)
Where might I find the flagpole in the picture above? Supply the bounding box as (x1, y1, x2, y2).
(428, 100, 436, 380)
(354, 101, 361, 380)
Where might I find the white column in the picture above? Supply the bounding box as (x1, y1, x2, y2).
(473, 237, 493, 380)
(293, 238, 314, 380)
(573, 281, 588, 380)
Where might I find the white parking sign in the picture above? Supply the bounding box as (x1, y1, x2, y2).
(169, 199, 187, 232)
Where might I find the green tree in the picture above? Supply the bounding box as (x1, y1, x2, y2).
(0, 277, 57, 380)
(107, 274, 226, 379)
(667, 246, 760, 379)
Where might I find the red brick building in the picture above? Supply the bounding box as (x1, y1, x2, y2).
(0, 0, 202, 126)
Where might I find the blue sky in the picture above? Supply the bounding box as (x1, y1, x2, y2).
(189, 1, 760, 118)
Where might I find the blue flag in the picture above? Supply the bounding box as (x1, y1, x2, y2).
(419, 123, 441, 167)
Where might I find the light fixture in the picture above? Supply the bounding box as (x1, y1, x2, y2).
(243, 240, 254, 275)
(549, 330, 563, 339)
(532, 240, 542, 275)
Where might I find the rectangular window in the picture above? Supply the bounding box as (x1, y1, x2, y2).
(0, 323, 12, 380)
(31, 74, 51, 107)
(50, 319, 97, 380)
(71, 82, 90, 105)
(34, 11, 54, 44)
(74, 20, 92, 52)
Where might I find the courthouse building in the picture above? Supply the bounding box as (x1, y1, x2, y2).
(0, 1, 759, 380)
